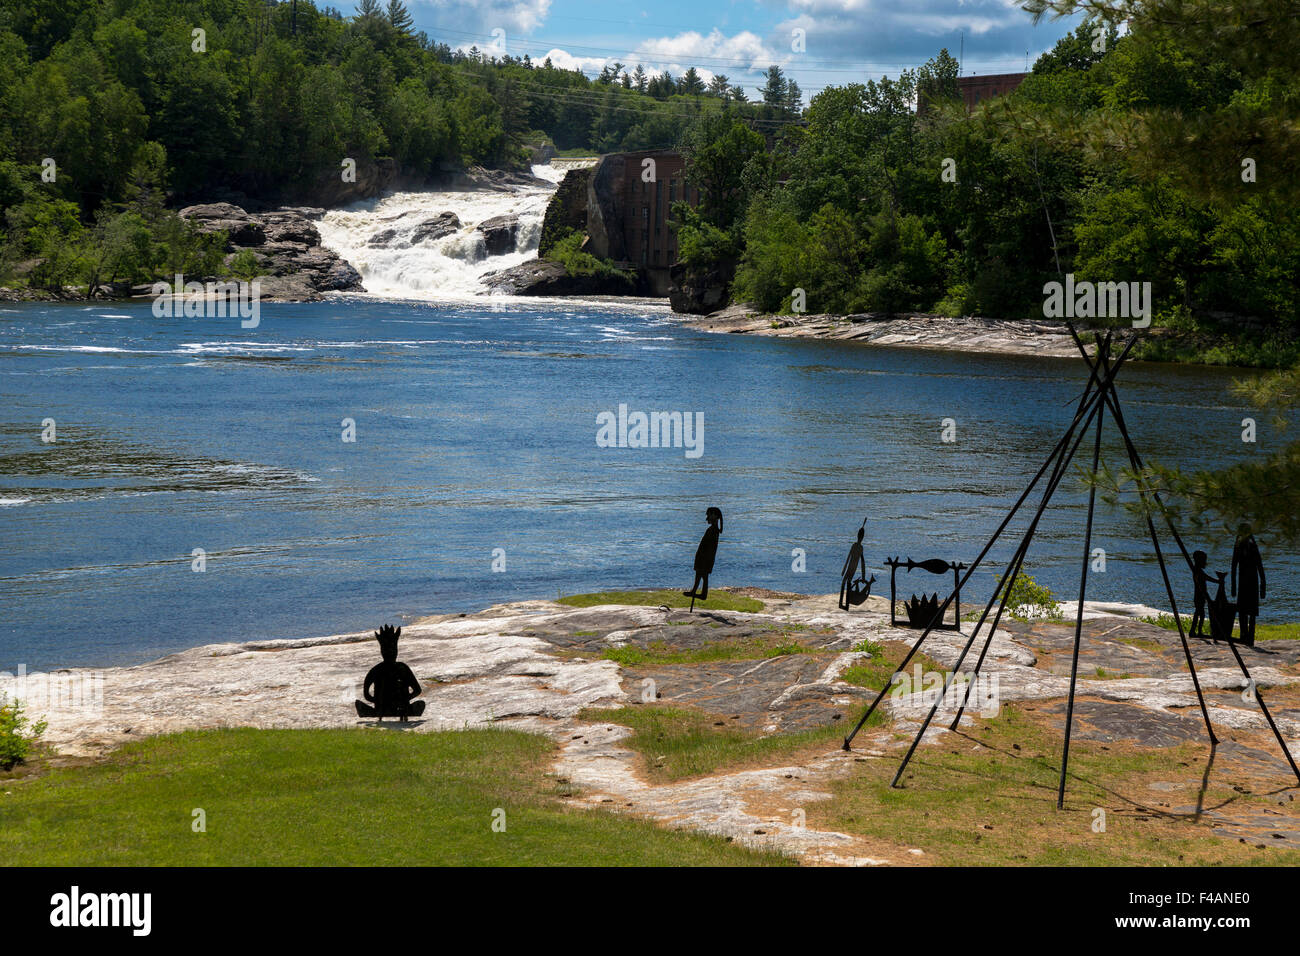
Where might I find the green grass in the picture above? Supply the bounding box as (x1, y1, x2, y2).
(811, 703, 1300, 865)
(1141, 613, 1300, 642)
(1093, 667, 1133, 680)
(580, 706, 850, 782)
(557, 589, 764, 613)
(839, 641, 944, 695)
(0, 728, 791, 866)
(601, 635, 807, 667)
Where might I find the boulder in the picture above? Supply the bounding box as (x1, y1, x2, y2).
(482, 259, 636, 296)
(669, 260, 734, 315)
(476, 214, 519, 256)
(410, 211, 461, 244)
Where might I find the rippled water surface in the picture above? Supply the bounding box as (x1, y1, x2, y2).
(0, 298, 1281, 669)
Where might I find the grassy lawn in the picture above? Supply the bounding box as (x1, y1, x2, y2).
(580, 705, 849, 783)
(0, 728, 791, 866)
(557, 589, 764, 613)
(1141, 614, 1300, 642)
(810, 703, 1300, 866)
(582, 640, 936, 782)
(601, 633, 807, 667)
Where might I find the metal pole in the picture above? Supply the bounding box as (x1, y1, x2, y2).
(1057, 392, 1106, 808)
(1065, 335, 1218, 743)
(948, 336, 1113, 728)
(888, 363, 1110, 785)
(841, 336, 1138, 750)
(1228, 642, 1300, 784)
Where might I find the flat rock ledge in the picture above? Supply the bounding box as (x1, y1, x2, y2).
(5, 591, 1298, 865)
(685, 305, 1112, 359)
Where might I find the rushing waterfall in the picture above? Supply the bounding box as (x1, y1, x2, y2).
(316, 163, 574, 300)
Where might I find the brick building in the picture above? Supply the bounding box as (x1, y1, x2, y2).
(956, 72, 1027, 111)
(585, 149, 700, 294)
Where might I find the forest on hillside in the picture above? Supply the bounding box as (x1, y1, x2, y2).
(0, 0, 795, 291)
(671, 5, 1300, 366)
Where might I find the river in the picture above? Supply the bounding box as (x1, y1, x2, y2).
(0, 170, 1283, 670)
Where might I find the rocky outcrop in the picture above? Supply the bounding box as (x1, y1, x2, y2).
(669, 260, 734, 314)
(476, 214, 520, 256)
(306, 157, 399, 208)
(538, 167, 591, 257)
(179, 202, 363, 300)
(482, 259, 636, 296)
(683, 307, 1101, 358)
(585, 154, 629, 262)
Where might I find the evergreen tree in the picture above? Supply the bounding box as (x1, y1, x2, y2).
(761, 65, 787, 107)
(385, 0, 414, 33)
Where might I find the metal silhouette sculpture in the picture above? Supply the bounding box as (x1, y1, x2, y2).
(1188, 550, 1216, 640)
(839, 521, 875, 609)
(841, 328, 1300, 806)
(683, 506, 723, 612)
(885, 557, 965, 630)
(1189, 548, 1256, 646)
(355, 624, 426, 722)
(1232, 524, 1266, 646)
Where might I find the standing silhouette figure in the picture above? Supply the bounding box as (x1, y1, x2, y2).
(684, 507, 723, 610)
(1189, 549, 1215, 639)
(1232, 523, 1266, 645)
(839, 522, 867, 611)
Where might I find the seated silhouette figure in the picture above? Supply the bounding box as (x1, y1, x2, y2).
(355, 624, 426, 722)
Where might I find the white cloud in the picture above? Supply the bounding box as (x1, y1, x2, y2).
(412, 0, 553, 35)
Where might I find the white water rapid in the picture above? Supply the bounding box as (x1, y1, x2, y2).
(316, 163, 573, 300)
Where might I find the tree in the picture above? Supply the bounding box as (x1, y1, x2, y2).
(385, 0, 414, 34)
(708, 74, 731, 99)
(783, 79, 802, 114)
(917, 48, 960, 112)
(761, 65, 787, 108)
(680, 67, 705, 96)
(632, 64, 647, 93)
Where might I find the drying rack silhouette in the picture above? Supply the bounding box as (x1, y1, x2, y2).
(842, 326, 1300, 807)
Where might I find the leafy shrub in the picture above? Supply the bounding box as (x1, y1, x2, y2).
(544, 230, 634, 289)
(227, 248, 263, 281)
(998, 571, 1063, 621)
(0, 697, 47, 770)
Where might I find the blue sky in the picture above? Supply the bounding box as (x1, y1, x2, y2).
(337, 0, 1083, 100)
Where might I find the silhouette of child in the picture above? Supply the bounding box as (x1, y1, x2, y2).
(684, 507, 723, 603)
(1189, 549, 1215, 639)
(839, 524, 867, 611)
(355, 625, 426, 721)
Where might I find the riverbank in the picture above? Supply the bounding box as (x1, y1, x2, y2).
(684, 304, 1108, 359)
(6, 588, 1299, 864)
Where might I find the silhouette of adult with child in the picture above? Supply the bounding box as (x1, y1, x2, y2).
(1232, 523, 1266, 645)
(355, 624, 426, 722)
(684, 506, 723, 611)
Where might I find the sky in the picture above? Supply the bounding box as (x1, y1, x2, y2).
(336, 0, 1084, 101)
